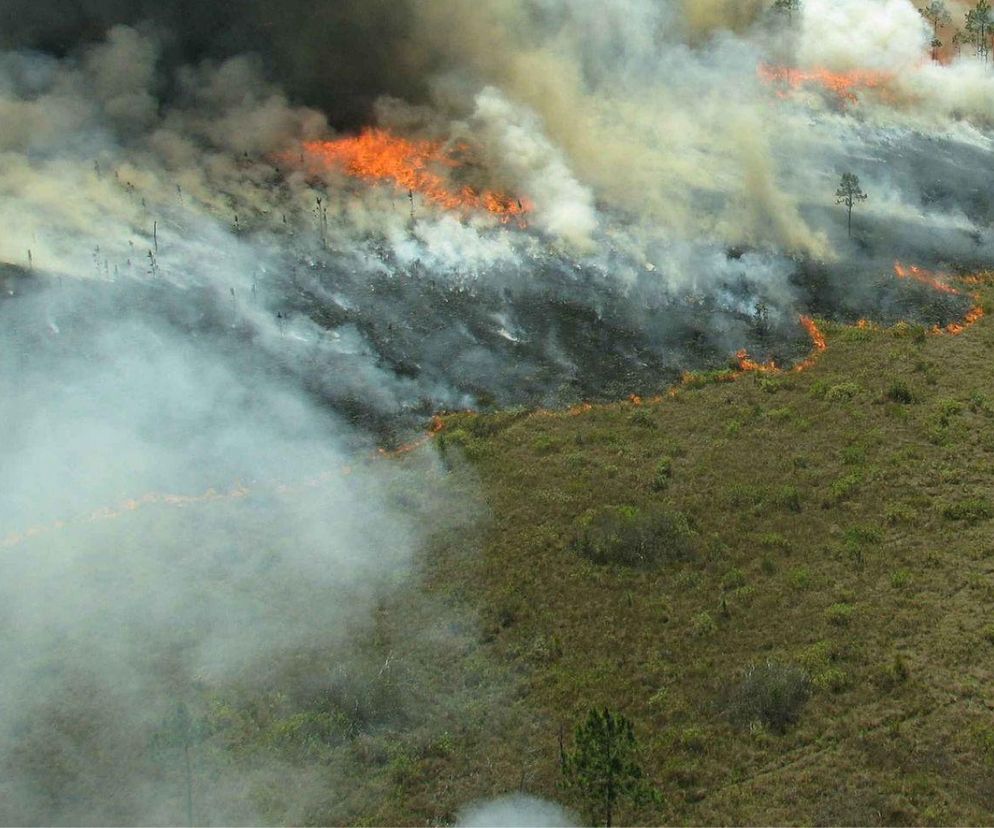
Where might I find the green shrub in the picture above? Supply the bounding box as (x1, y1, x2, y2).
(884, 503, 916, 525)
(531, 435, 562, 454)
(889, 653, 909, 684)
(936, 398, 964, 419)
(629, 408, 657, 429)
(886, 380, 914, 404)
(840, 444, 866, 466)
(651, 457, 673, 491)
(774, 484, 802, 513)
(970, 391, 992, 416)
(788, 567, 813, 590)
(890, 569, 912, 589)
(572, 505, 695, 569)
(724, 660, 812, 733)
(941, 498, 992, 523)
(828, 472, 862, 502)
(726, 484, 766, 508)
(722, 568, 746, 591)
(757, 532, 792, 553)
(826, 382, 861, 401)
(845, 525, 883, 545)
(691, 611, 717, 637)
(676, 726, 706, 753)
(813, 666, 850, 693)
(766, 406, 795, 424)
(825, 603, 854, 626)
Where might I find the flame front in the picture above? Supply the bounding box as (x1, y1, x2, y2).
(893, 261, 960, 295)
(298, 128, 531, 222)
(759, 63, 893, 105)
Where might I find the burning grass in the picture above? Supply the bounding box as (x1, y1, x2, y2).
(758, 62, 894, 106)
(292, 128, 531, 222)
(412, 275, 994, 824)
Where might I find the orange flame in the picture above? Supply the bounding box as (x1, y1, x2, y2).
(297, 129, 531, 222)
(893, 261, 961, 295)
(758, 63, 893, 105)
(935, 303, 985, 336)
(377, 414, 447, 457)
(792, 315, 828, 372)
(735, 349, 779, 374)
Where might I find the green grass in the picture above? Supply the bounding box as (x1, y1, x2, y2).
(408, 283, 994, 825)
(170, 279, 994, 825)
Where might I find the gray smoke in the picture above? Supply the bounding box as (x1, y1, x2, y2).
(458, 793, 578, 827)
(1, 1, 993, 823)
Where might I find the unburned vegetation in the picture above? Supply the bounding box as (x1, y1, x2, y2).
(424, 276, 994, 825)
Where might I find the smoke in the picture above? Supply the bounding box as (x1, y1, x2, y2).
(1, 0, 993, 822)
(797, 0, 929, 72)
(457, 793, 577, 827)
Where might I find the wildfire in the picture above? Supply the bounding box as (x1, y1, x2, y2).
(378, 415, 447, 457)
(298, 129, 531, 222)
(792, 315, 828, 372)
(893, 261, 960, 295)
(735, 349, 779, 374)
(935, 303, 985, 336)
(758, 63, 893, 105)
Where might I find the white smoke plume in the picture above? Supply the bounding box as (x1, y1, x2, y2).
(1, 1, 993, 822)
(458, 793, 578, 827)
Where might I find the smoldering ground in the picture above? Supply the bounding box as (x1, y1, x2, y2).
(1, 0, 994, 823)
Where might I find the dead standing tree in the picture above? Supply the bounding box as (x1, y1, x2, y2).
(836, 172, 868, 238)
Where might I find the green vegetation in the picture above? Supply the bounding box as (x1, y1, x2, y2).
(571, 505, 695, 569)
(723, 659, 812, 733)
(561, 708, 658, 826)
(405, 284, 994, 824)
(151, 278, 994, 824)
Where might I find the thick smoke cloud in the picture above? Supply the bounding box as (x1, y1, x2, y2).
(2, 0, 994, 822)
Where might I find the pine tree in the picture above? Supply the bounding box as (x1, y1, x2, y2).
(560, 708, 658, 826)
(965, 0, 993, 62)
(835, 173, 868, 238)
(772, 0, 801, 23)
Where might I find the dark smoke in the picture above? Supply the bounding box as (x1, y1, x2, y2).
(0, 0, 433, 127)
(1, 1, 992, 822)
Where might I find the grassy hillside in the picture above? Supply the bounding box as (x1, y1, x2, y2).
(110, 274, 994, 826)
(419, 272, 994, 825)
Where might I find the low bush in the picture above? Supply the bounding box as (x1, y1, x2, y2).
(826, 382, 861, 402)
(774, 484, 802, 513)
(724, 659, 812, 733)
(825, 603, 854, 626)
(886, 380, 914, 404)
(691, 611, 717, 637)
(840, 444, 866, 466)
(571, 504, 695, 569)
(651, 457, 673, 491)
(828, 472, 862, 503)
(941, 498, 992, 523)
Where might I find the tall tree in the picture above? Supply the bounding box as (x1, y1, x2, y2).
(952, 26, 968, 56)
(965, 0, 993, 62)
(773, 0, 801, 23)
(560, 708, 657, 826)
(921, 0, 952, 61)
(836, 173, 868, 238)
